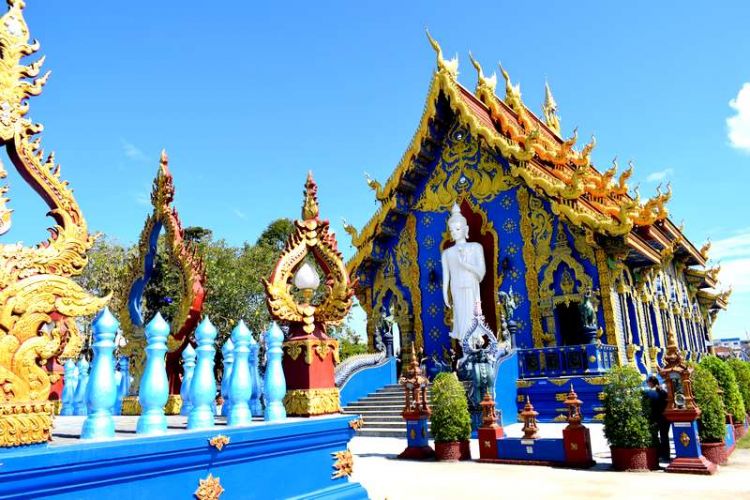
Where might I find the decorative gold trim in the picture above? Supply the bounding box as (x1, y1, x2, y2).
(516, 379, 535, 388)
(582, 376, 609, 385)
(208, 435, 230, 451)
(679, 432, 690, 448)
(283, 339, 340, 366)
(0, 401, 54, 447)
(283, 387, 340, 416)
(194, 473, 224, 500)
(593, 413, 605, 422)
(518, 188, 545, 346)
(548, 378, 570, 386)
(332, 449, 354, 479)
(120, 394, 181, 415)
(349, 417, 364, 431)
(395, 213, 423, 350)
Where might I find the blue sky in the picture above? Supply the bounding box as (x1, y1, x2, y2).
(3, 1, 749, 339)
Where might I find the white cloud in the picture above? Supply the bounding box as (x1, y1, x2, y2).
(727, 83, 750, 153)
(711, 228, 750, 293)
(233, 208, 247, 220)
(646, 168, 673, 183)
(121, 139, 149, 163)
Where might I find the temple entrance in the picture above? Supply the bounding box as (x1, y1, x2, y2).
(555, 302, 584, 345)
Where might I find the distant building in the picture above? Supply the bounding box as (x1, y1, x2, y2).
(712, 337, 750, 360)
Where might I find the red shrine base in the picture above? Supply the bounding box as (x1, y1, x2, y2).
(665, 456, 717, 475)
(398, 446, 436, 460)
(282, 336, 340, 416)
(478, 426, 504, 461)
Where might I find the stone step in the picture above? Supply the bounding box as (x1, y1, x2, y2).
(343, 405, 404, 412)
(341, 409, 404, 415)
(356, 428, 414, 438)
(354, 415, 404, 423)
(362, 421, 418, 429)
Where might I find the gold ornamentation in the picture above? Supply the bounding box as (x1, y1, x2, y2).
(0, 2, 108, 446)
(118, 152, 206, 393)
(553, 414, 568, 423)
(0, 401, 53, 447)
(349, 417, 364, 430)
(516, 379, 535, 388)
(264, 173, 354, 333)
(208, 435, 230, 451)
(415, 123, 517, 212)
(593, 413, 605, 421)
(394, 214, 423, 349)
(194, 473, 224, 500)
(283, 387, 340, 416)
(542, 82, 561, 134)
(548, 378, 570, 386)
(518, 188, 545, 347)
(331, 449, 354, 479)
(410, 428, 416, 439)
(679, 432, 690, 448)
(284, 339, 340, 365)
(120, 394, 181, 415)
(582, 376, 609, 385)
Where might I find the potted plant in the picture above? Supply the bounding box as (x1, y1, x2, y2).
(727, 358, 750, 439)
(700, 356, 746, 439)
(603, 365, 658, 471)
(692, 364, 728, 464)
(430, 372, 471, 461)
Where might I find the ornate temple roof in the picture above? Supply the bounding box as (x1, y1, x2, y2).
(346, 34, 723, 307)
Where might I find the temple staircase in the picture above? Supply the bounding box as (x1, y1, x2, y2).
(341, 384, 431, 438)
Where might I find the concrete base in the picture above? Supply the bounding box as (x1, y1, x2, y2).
(665, 456, 717, 475)
(398, 445, 436, 460)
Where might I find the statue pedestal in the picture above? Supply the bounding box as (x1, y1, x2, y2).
(477, 425, 504, 460)
(282, 336, 340, 416)
(562, 425, 595, 468)
(398, 416, 435, 460)
(665, 412, 716, 475)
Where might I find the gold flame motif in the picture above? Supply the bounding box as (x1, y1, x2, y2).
(0, 0, 109, 447)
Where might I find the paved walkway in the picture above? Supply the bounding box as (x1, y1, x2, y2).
(349, 423, 750, 500)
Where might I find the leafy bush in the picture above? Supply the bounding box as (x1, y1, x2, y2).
(430, 372, 471, 443)
(603, 365, 653, 449)
(727, 359, 750, 416)
(699, 356, 746, 421)
(692, 364, 727, 443)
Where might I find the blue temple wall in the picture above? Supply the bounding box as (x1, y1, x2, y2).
(0, 416, 366, 500)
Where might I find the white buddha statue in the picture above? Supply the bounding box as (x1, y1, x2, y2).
(441, 204, 486, 340)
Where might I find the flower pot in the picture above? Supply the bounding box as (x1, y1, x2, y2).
(435, 441, 462, 461)
(734, 423, 746, 440)
(701, 441, 727, 465)
(610, 447, 658, 471)
(459, 439, 472, 461)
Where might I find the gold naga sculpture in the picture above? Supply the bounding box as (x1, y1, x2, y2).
(0, 0, 108, 447)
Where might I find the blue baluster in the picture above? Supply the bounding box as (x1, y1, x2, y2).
(180, 344, 196, 416)
(81, 308, 120, 439)
(227, 321, 252, 426)
(188, 317, 218, 430)
(60, 359, 78, 416)
(220, 338, 234, 417)
(249, 331, 263, 417)
(136, 313, 170, 435)
(73, 357, 90, 416)
(263, 322, 286, 422)
(114, 356, 130, 416)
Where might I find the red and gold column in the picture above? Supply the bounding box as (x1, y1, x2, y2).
(264, 173, 355, 416)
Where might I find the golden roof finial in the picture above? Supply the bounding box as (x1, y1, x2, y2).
(700, 239, 711, 260)
(468, 52, 497, 94)
(425, 29, 458, 78)
(498, 62, 522, 112)
(302, 170, 319, 220)
(159, 148, 169, 172)
(542, 81, 560, 134)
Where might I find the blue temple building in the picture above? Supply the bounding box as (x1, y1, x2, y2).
(345, 38, 730, 422)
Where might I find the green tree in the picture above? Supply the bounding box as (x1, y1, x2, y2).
(256, 218, 294, 250)
(430, 372, 472, 443)
(700, 355, 746, 421)
(602, 365, 653, 449)
(727, 358, 750, 416)
(692, 364, 727, 443)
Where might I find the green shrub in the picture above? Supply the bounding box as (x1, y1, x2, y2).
(430, 372, 471, 443)
(692, 365, 727, 443)
(603, 365, 652, 449)
(699, 355, 746, 421)
(727, 358, 750, 416)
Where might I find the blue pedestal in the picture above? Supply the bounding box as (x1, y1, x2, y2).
(406, 418, 429, 448)
(672, 421, 701, 458)
(0, 415, 367, 500)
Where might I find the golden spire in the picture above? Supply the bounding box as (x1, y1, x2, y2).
(468, 52, 496, 94)
(302, 170, 319, 220)
(700, 239, 711, 260)
(425, 29, 458, 78)
(542, 81, 560, 134)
